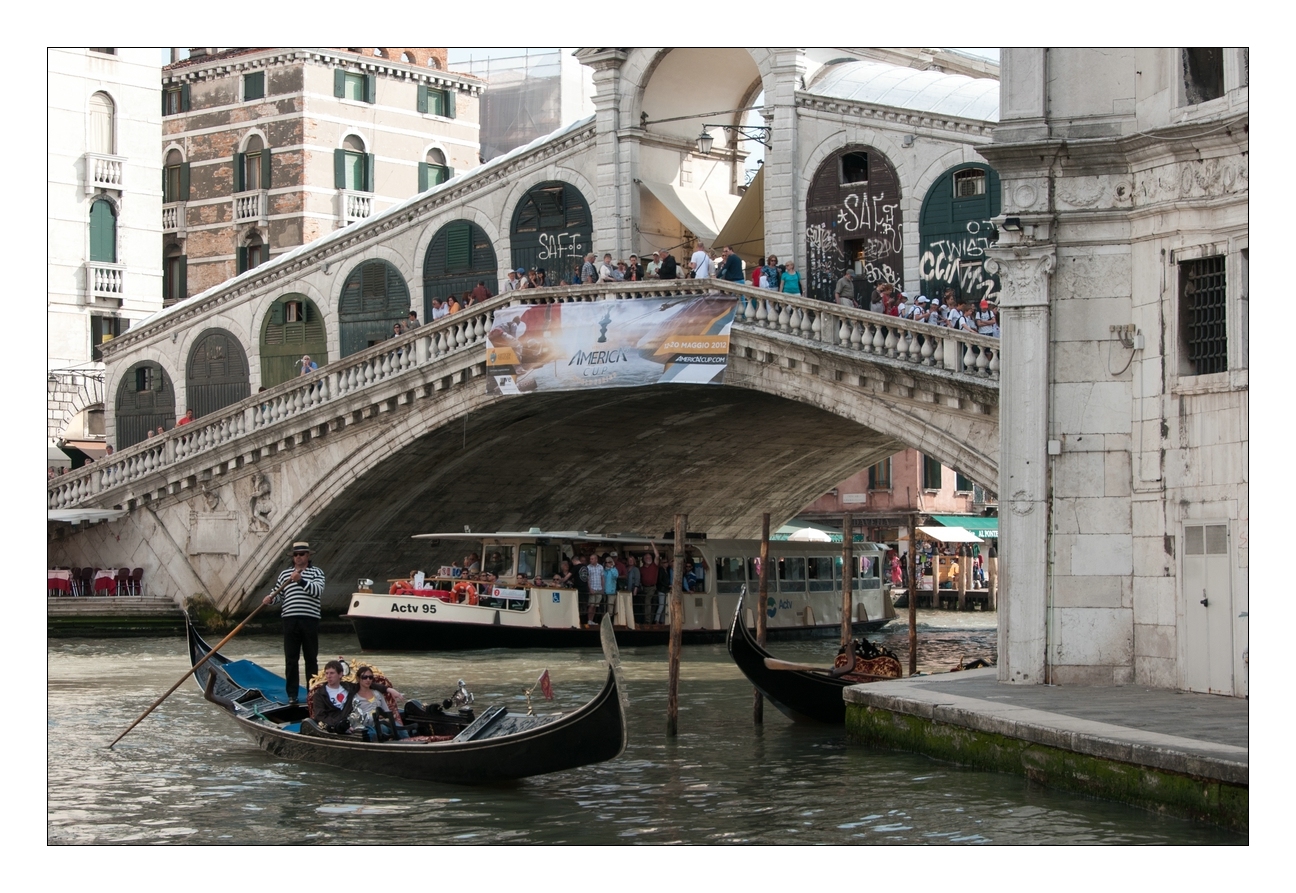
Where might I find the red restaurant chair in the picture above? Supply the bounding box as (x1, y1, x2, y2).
(115, 567, 131, 597)
(80, 567, 95, 597)
(130, 567, 144, 597)
(70, 567, 83, 597)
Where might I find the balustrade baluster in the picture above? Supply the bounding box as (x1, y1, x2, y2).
(884, 326, 898, 358)
(838, 318, 851, 347)
(800, 308, 814, 337)
(921, 331, 936, 366)
(744, 296, 757, 323)
(907, 330, 922, 363)
(870, 323, 885, 354)
(975, 345, 989, 376)
(988, 348, 1000, 379)
(776, 303, 790, 332)
(455, 324, 467, 349)
(755, 298, 769, 326)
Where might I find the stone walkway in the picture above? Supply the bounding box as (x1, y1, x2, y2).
(843, 668, 1247, 784)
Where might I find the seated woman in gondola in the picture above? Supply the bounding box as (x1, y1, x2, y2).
(347, 664, 409, 741)
(309, 659, 405, 738)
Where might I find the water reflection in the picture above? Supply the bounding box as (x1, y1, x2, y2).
(48, 617, 1239, 845)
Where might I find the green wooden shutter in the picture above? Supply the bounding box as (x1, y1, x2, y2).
(365, 153, 375, 192)
(334, 149, 346, 189)
(269, 301, 284, 325)
(180, 162, 190, 200)
(447, 166, 454, 180)
(89, 199, 116, 262)
(180, 83, 191, 111)
(233, 152, 244, 192)
(237, 246, 248, 274)
(179, 257, 187, 299)
(334, 68, 346, 98)
(365, 74, 376, 104)
(261, 147, 272, 189)
(417, 84, 428, 114)
(418, 162, 429, 192)
(445, 88, 455, 118)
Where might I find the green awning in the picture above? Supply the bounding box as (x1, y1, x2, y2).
(930, 515, 998, 539)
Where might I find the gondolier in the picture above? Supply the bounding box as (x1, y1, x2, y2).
(263, 540, 325, 705)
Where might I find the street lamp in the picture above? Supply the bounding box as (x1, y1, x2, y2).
(696, 126, 715, 156)
(695, 124, 771, 156)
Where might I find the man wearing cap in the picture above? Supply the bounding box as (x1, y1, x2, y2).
(503, 269, 522, 292)
(645, 252, 661, 279)
(263, 541, 326, 705)
(974, 298, 998, 336)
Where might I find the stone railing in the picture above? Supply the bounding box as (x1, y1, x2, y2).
(233, 190, 267, 224)
(85, 153, 125, 193)
(338, 190, 373, 226)
(48, 280, 999, 510)
(86, 262, 125, 302)
(48, 296, 504, 510)
(162, 202, 185, 233)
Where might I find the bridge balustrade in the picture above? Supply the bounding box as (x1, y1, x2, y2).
(48, 280, 998, 511)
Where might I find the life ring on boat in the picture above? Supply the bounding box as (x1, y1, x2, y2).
(452, 581, 478, 605)
(390, 580, 414, 595)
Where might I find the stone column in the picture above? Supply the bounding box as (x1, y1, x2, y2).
(985, 247, 1055, 684)
(584, 50, 629, 258)
(762, 50, 807, 268)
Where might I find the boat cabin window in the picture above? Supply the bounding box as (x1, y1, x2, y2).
(747, 556, 765, 585)
(853, 555, 881, 589)
(517, 543, 537, 578)
(807, 556, 835, 592)
(778, 557, 806, 593)
(714, 556, 745, 594)
(482, 546, 514, 577)
(517, 543, 562, 580)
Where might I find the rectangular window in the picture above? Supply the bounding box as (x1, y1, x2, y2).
(90, 315, 124, 361)
(164, 164, 182, 202)
(1183, 49, 1225, 105)
(135, 366, 155, 392)
(284, 301, 303, 323)
(89, 48, 116, 55)
(867, 457, 892, 490)
(954, 169, 986, 197)
(807, 556, 835, 592)
(344, 151, 365, 191)
(243, 71, 265, 101)
(243, 151, 262, 192)
(335, 69, 374, 103)
(840, 151, 868, 185)
(163, 254, 186, 303)
(955, 472, 973, 493)
(778, 557, 806, 593)
(714, 556, 746, 594)
(163, 84, 189, 115)
(1180, 255, 1228, 375)
(922, 454, 943, 491)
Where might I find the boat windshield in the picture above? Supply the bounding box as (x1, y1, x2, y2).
(482, 545, 514, 577)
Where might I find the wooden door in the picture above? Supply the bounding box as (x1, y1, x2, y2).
(185, 328, 250, 418)
(114, 361, 177, 447)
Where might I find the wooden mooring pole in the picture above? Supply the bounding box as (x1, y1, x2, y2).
(907, 513, 919, 677)
(840, 511, 853, 647)
(754, 513, 770, 725)
(666, 512, 686, 737)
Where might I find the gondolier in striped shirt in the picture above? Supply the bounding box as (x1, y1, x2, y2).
(262, 540, 325, 705)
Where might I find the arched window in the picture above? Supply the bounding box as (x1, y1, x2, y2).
(419, 147, 451, 191)
(115, 361, 176, 448)
(185, 328, 251, 418)
(88, 91, 115, 155)
(239, 229, 266, 273)
(337, 259, 410, 356)
(261, 293, 328, 388)
(163, 148, 188, 203)
(89, 198, 117, 263)
(428, 56, 440, 69)
(335, 134, 372, 192)
(423, 220, 498, 317)
(510, 181, 591, 278)
(235, 133, 270, 192)
(401, 52, 415, 64)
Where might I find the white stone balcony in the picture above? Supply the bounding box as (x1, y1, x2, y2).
(85, 153, 125, 195)
(162, 201, 186, 234)
(233, 189, 267, 226)
(337, 190, 373, 227)
(86, 262, 125, 304)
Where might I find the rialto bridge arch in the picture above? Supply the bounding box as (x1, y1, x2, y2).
(50, 282, 998, 614)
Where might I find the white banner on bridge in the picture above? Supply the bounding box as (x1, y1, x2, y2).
(485, 295, 736, 396)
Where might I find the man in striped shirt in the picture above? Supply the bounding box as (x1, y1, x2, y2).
(262, 540, 326, 705)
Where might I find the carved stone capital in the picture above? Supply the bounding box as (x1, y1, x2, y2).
(984, 249, 1055, 310)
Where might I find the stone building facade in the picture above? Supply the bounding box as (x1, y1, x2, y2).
(160, 48, 482, 303)
(985, 48, 1248, 696)
(48, 48, 162, 455)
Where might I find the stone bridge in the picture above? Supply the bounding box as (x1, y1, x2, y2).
(48, 281, 999, 612)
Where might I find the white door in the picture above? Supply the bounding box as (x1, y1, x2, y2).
(1183, 523, 1234, 694)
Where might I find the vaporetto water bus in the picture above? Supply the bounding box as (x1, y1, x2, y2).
(346, 530, 896, 650)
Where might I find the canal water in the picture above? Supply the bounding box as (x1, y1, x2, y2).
(48, 612, 1240, 844)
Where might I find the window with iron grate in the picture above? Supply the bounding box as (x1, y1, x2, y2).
(1180, 255, 1228, 375)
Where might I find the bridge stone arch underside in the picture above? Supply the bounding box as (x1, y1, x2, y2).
(51, 325, 997, 614)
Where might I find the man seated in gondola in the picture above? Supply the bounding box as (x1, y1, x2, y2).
(308, 659, 401, 736)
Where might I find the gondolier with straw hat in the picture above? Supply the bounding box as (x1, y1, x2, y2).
(263, 540, 326, 706)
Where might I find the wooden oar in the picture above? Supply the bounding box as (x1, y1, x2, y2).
(762, 657, 901, 681)
(107, 580, 287, 749)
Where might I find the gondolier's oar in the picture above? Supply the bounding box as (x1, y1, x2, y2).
(107, 579, 287, 749)
(762, 657, 899, 681)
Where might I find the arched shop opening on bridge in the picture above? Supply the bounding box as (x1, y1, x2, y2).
(423, 220, 497, 316)
(114, 360, 176, 448)
(338, 259, 412, 357)
(918, 163, 1001, 304)
(510, 181, 591, 284)
(260, 293, 328, 389)
(185, 328, 250, 418)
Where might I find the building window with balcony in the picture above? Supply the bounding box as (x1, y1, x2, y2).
(242, 71, 265, 102)
(163, 149, 189, 203)
(417, 84, 456, 118)
(91, 314, 124, 361)
(922, 454, 943, 491)
(88, 91, 115, 155)
(335, 135, 373, 192)
(867, 457, 892, 490)
(334, 68, 375, 103)
(162, 83, 190, 115)
(163, 244, 187, 304)
(1179, 255, 1228, 376)
(89, 198, 117, 263)
(234, 134, 271, 193)
(419, 148, 452, 191)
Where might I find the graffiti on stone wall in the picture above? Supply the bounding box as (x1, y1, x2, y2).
(919, 220, 1001, 303)
(536, 231, 584, 262)
(806, 223, 845, 296)
(808, 188, 905, 299)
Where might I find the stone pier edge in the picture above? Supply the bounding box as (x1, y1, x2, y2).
(843, 702, 1247, 833)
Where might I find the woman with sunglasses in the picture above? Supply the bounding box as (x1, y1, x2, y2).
(348, 663, 409, 741)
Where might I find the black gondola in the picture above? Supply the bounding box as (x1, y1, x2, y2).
(187, 614, 629, 784)
(726, 590, 901, 724)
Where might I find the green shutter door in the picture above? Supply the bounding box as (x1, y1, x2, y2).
(365, 74, 376, 104)
(261, 147, 272, 189)
(334, 149, 346, 189)
(365, 153, 375, 192)
(334, 68, 346, 98)
(233, 152, 244, 192)
(445, 88, 455, 118)
(89, 199, 116, 263)
(418, 162, 429, 192)
(417, 84, 428, 114)
(180, 162, 190, 200)
(180, 83, 191, 111)
(179, 256, 187, 299)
